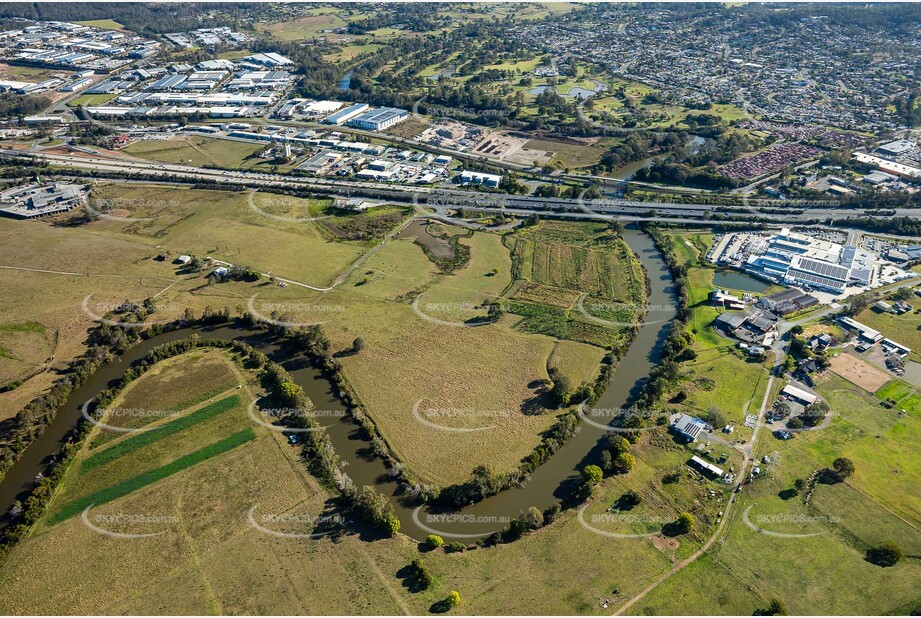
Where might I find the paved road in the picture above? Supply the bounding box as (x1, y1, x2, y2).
(8, 148, 921, 234)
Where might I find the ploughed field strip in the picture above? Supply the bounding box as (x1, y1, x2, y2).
(49, 428, 256, 525)
(81, 394, 243, 471)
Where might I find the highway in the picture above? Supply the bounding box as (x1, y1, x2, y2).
(5, 147, 921, 230)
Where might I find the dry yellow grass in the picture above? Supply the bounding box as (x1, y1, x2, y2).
(0, 347, 415, 614)
(0, 431, 405, 615)
(0, 322, 53, 387)
(0, 189, 610, 487)
(330, 293, 563, 486)
(89, 185, 365, 287)
(0, 211, 302, 421)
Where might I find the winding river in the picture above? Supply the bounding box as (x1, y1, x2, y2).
(0, 229, 676, 541)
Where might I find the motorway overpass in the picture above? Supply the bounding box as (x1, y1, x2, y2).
(5, 148, 921, 229)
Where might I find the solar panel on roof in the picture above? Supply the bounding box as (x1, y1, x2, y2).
(787, 270, 847, 290)
(795, 257, 849, 280)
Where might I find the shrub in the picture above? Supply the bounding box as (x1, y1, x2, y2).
(582, 464, 603, 485)
(613, 452, 636, 474)
(675, 512, 695, 534)
(543, 502, 561, 524)
(755, 599, 789, 615)
(426, 534, 444, 549)
(522, 506, 544, 529)
(410, 558, 434, 590)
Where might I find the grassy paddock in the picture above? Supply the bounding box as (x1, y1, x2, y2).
(82, 394, 242, 471)
(121, 137, 279, 171)
(90, 350, 241, 445)
(0, 321, 52, 388)
(50, 428, 256, 524)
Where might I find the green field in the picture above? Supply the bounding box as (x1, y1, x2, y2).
(0, 348, 421, 615)
(504, 221, 646, 351)
(51, 428, 256, 524)
(82, 394, 242, 471)
(258, 12, 349, 41)
(74, 19, 125, 30)
(67, 93, 118, 107)
(322, 227, 610, 485)
(809, 372, 921, 524)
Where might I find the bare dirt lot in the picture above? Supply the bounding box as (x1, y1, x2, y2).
(829, 352, 890, 393)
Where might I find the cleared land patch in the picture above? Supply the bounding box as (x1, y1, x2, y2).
(258, 12, 348, 41)
(121, 137, 287, 172)
(828, 352, 890, 393)
(510, 221, 645, 302)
